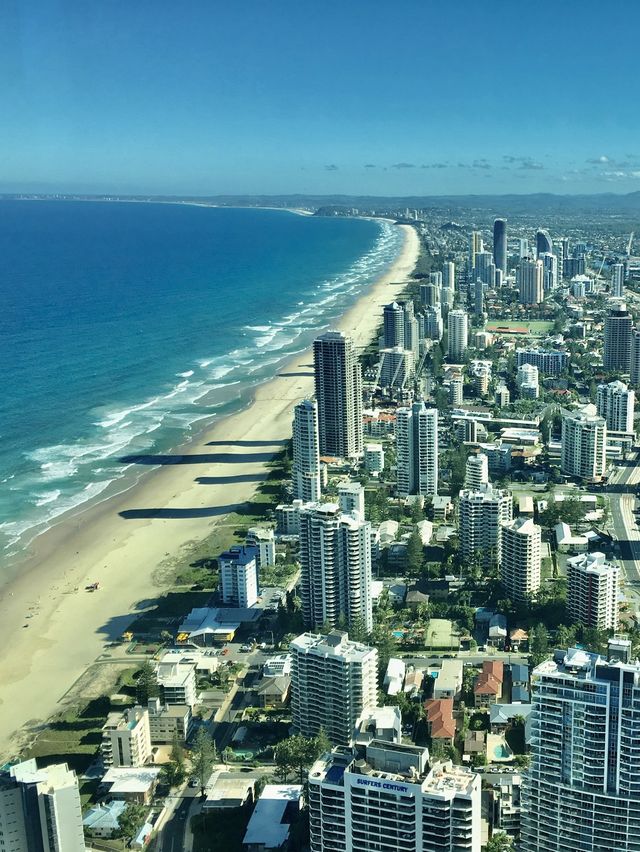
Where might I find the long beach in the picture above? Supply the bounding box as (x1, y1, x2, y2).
(0, 223, 419, 758)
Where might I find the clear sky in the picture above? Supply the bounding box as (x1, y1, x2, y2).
(2, 0, 639, 196)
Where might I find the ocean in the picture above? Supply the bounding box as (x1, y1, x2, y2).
(0, 200, 404, 556)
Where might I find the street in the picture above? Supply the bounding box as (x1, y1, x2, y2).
(607, 452, 640, 610)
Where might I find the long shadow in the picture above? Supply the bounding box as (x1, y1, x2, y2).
(205, 440, 285, 447)
(121, 452, 276, 465)
(278, 371, 314, 378)
(195, 474, 266, 485)
(120, 505, 240, 519)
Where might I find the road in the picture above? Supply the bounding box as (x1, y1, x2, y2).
(150, 790, 198, 852)
(607, 452, 640, 610)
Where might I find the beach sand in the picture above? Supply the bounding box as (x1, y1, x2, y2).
(0, 223, 419, 758)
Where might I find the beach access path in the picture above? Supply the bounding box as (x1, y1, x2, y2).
(0, 224, 419, 758)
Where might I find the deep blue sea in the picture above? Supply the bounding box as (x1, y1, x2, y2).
(0, 201, 403, 555)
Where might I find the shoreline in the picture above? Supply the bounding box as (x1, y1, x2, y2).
(0, 224, 419, 758)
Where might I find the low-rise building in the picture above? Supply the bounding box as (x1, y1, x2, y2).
(425, 698, 456, 746)
(245, 527, 276, 567)
(433, 658, 463, 700)
(352, 706, 402, 745)
(156, 656, 197, 707)
(256, 675, 291, 709)
(83, 800, 127, 839)
(474, 661, 504, 708)
(243, 785, 303, 852)
(146, 698, 193, 744)
(203, 771, 256, 811)
(101, 767, 161, 805)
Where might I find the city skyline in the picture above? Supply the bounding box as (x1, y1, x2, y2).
(3, 1, 640, 195)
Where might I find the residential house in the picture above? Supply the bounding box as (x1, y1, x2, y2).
(256, 676, 291, 710)
(424, 699, 456, 746)
(474, 661, 504, 708)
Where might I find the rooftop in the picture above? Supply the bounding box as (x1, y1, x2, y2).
(290, 631, 376, 662)
(242, 785, 302, 849)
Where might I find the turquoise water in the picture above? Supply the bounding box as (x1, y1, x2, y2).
(493, 743, 512, 759)
(0, 201, 404, 556)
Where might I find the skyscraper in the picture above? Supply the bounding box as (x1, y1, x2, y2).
(290, 631, 378, 745)
(474, 278, 484, 316)
(313, 331, 363, 458)
(469, 230, 483, 273)
(631, 326, 640, 387)
(465, 453, 489, 489)
(396, 402, 438, 497)
(383, 301, 405, 348)
(540, 252, 558, 291)
(292, 399, 321, 502)
(459, 484, 513, 568)
(535, 229, 552, 257)
(596, 379, 635, 432)
(611, 262, 625, 298)
(517, 258, 544, 305)
(501, 517, 541, 602)
(561, 407, 607, 481)
(566, 551, 619, 629)
(493, 218, 507, 273)
(447, 309, 468, 360)
(0, 760, 85, 852)
(521, 647, 640, 851)
(603, 302, 632, 372)
(442, 260, 455, 290)
(299, 503, 373, 633)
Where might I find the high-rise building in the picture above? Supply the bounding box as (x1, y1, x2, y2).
(535, 229, 552, 257)
(517, 363, 540, 399)
(442, 260, 455, 290)
(338, 482, 365, 517)
(474, 278, 484, 316)
(421, 305, 443, 341)
(540, 252, 558, 291)
(419, 283, 440, 307)
(566, 551, 619, 630)
(465, 453, 489, 489)
(516, 348, 569, 376)
(474, 251, 495, 285)
(611, 262, 625, 298)
(219, 545, 259, 607)
(396, 402, 438, 497)
(519, 238, 529, 258)
(429, 271, 443, 287)
(552, 239, 565, 281)
(603, 302, 632, 372)
(521, 647, 640, 851)
(493, 218, 507, 273)
(494, 383, 510, 407)
(447, 309, 468, 360)
(0, 760, 85, 852)
(631, 326, 640, 387)
(561, 407, 607, 481)
(383, 301, 406, 348)
(299, 503, 372, 633)
(517, 258, 544, 305)
(459, 484, 513, 568)
(469, 231, 483, 273)
(313, 331, 363, 459)
(101, 706, 152, 768)
(449, 375, 463, 405)
(378, 347, 413, 390)
(501, 517, 541, 602)
(292, 399, 321, 502)
(290, 631, 378, 744)
(309, 746, 481, 852)
(596, 379, 635, 432)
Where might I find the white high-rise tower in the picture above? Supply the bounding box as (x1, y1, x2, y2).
(447, 309, 468, 360)
(501, 517, 541, 602)
(292, 399, 321, 502)
(458, 484, 513, 568)
(396, 402, 438, 497)
(596, 380, 635, 433)
(518, 257, 544, 304)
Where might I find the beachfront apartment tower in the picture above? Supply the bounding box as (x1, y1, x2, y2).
(566, 551, 619, 630)
(447, 309, 468, 360)
(521, 648, 640, 851)
(383, 301, 406, 348)
(0, 760, 85, 852)
(292, 399, 322, 502)
(611, 262, 625, 298)
(517, 258, 544, 305)
(313, 331, 363, 459)
(101, 706, 152, 768)
(493, 218, 507, 273)
(396, 402, 438, 498)
(631, 327, 640, 388)
(458, 484, 513, 569)
(298, 503, 373, 634)
(500, 517, 541, 603)
(290, 631, 378, 745)
(465, 453, 489, 489)
(596, 380, 635, 433)
(561, 407, 607, 481)
(219, 545, 259, 608)
(603, 302, 632, 372)
(308, 745, 481, 852)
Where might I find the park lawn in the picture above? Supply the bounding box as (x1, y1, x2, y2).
(486, 320, 554, 335)
(24, 699, 109, 777)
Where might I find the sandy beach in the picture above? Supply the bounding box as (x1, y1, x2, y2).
(0, 223, 419, 758)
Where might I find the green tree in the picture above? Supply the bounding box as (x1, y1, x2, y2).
(530, 623, 550, 666)
(190, 727, 217, 797)
(485, 834, 515, 852)
(116, 803, 147, 840)
(406, 530, 424, 575)
(470, 751, 487, 768)
(135, 661, 159, 705)
(315, 727, 331, 757)
(274, 734, 322, 785)
(161, 731, 187, 787)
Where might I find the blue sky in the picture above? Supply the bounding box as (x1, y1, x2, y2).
(1, 0, 639, 195)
